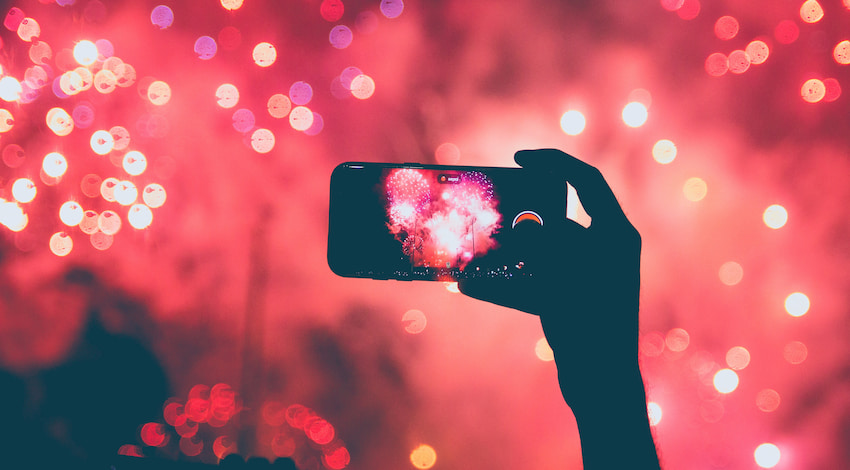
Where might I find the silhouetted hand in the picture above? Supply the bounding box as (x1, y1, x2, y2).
(459, 149, 660, 469)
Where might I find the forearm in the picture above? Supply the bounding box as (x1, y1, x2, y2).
(568, 369, 661, 469)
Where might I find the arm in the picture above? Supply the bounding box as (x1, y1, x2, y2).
(459, 149, 660, 469)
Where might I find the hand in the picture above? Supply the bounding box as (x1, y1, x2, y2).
(459, 149, 660, 468)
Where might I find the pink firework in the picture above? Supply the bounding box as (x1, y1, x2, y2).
(385, 169, 431, 225)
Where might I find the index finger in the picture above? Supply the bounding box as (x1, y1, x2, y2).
(514, 149, 631, 227)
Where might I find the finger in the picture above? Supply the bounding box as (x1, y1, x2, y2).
(514, 149, 630, 227)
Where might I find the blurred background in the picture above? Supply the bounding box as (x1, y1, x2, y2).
(0, 0, 848, 468)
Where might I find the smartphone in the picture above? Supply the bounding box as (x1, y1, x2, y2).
(327, 162, 565, 281)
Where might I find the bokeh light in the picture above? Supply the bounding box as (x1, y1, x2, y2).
(267, 94, 292, 118)
(801, 78, 825, 103)
(11, 178, 36, 203)
(381, 0, 405, 19)
(647, 402, 663, 426)
(763, 204, 788, 229)
(73, 40, 98, 66)
(535, 337, 554, 361)
(622, 101, 648, 127)
(150, 5, 174, 29)
(123, 151, 147, 176)
(289, 106, 314, 131)
(714, 16, 739, 40)
(410, 444, 437, 469)
(718, 261, 744, 286)
(250, 128, 275, 153)
(253, 42, 277, 67)
(677, 0, 700, 20)
(746, 40, 770, 65)
(329, 25, 353, 49)
(321, 0, 345, 22)
(652, 139, 677, 164)
(783, 341, 808, 364)
(402, 309, 427, 334)
(221, 0, 244, 11)
(683, 177, 707, 202)
(0, 76, 22, 101)
(560, 110, 586, 135)
(114, 181, 138, 206)
(59, 201, 84, 226)
(725, 346, 750, 370)
(799, 0, 824, 23)
(289, 81, 313, 106)
(98, 209, 122, 235)
(784, 292, 810, 317)
(350, 74, 376, 99)
(713, 369, 739, 394)
(754, 443, 781, 468)
(194, 36, 217, 60)
(728, 50, 751, 74)
(665, 328, 690, 352)
(42, 152, 68, 178)
(90, 130, 114, 155)
(215, 84, 240, 109)
(835, 40, 850, 65)
(756, 389, 781, 412)
(49, 231, 73, 257)
(147, 80, 172, 106)
(143, 183, 167, 208)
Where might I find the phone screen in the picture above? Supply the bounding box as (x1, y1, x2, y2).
(328, 162, 564, 281)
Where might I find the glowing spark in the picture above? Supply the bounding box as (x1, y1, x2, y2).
(73, 40, 98, 65)
(560, 110, 586, 135)
(754, 443, 781, 468)
(622, 101, 648, 127)
(652, 139, 677, 164)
